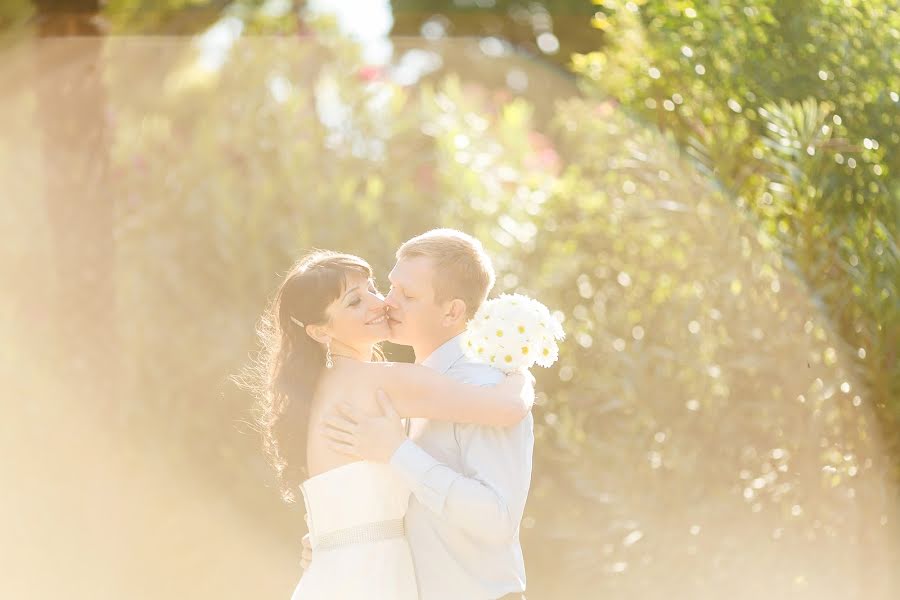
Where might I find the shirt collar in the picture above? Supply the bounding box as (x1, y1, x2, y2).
(420, 333, 466, 374)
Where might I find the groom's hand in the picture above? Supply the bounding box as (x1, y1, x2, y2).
(300, 533, 312, 570)
(323, 390, 406, 463)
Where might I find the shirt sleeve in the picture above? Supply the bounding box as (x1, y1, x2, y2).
(389, 368, 534, 545)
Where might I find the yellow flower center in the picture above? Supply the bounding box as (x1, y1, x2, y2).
(504, 355, 513, 363)
(496, 330, 504, 337)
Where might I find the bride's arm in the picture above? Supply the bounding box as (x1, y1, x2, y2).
(357, 362, 533, 426)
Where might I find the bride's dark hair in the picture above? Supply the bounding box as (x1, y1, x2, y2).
(247, 250, 379, 503)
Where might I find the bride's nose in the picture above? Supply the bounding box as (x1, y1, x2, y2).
(383, 290, 399, 310)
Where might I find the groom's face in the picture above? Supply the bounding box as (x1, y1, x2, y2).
(384, 256, 447, 350)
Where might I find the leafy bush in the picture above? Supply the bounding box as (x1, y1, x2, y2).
(572, 0, 899, 470)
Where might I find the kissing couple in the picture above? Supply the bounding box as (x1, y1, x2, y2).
(254, 229, 534, 600)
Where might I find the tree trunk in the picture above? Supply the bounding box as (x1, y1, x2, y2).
(33, 0, 118, 411)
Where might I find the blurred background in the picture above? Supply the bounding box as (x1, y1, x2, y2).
(1, 1, 898, 599)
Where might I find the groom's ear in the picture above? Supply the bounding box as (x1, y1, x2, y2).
(442, 298, 468, 327)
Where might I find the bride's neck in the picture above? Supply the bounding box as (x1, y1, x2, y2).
(330, 341, 374, 362)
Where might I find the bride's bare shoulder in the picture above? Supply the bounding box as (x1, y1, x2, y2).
(342, 359, 408, 380)
(326, 361, 393, 414)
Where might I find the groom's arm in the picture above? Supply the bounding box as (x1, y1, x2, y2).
(321, 364, 534, 544)
(389, 363, 534, 544)
(390, 414, 533, 545)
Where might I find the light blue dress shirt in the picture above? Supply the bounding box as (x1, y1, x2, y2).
(389, 334, 534, 600)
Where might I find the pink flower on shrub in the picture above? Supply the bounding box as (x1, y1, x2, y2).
(358, 65, 383, 82)
(525, 131, 561, 174)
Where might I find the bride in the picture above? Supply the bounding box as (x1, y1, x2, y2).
(249, 250, 532, 600)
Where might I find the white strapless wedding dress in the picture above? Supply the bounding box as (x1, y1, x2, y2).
(291, 461, 418, 600)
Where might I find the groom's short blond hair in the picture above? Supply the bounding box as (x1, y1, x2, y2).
(396, 229, 495, 318)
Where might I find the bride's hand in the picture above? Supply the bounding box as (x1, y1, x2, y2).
(497, 371, 535, 414)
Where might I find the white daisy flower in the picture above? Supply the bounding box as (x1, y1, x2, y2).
(463, 293, 565, 373)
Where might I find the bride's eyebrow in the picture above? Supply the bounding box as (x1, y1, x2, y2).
(341, 286, 360, 301)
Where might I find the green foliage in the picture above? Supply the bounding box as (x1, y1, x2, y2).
(573, 0, 899, 473)
(102, 0, 300, 34)
(0, 0, 33, 29)
(520, 98, 893, 598)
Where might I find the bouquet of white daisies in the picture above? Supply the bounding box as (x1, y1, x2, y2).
(462, 293, 565, 373)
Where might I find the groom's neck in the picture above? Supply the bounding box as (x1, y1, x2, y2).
(414, 326, 466, 364)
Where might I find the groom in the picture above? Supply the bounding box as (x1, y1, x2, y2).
(310, 229, 534, 600)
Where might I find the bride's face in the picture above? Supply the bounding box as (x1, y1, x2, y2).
(323, 272, 391, 349)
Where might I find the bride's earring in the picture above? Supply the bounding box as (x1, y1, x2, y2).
(325, 342, 334, 369)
